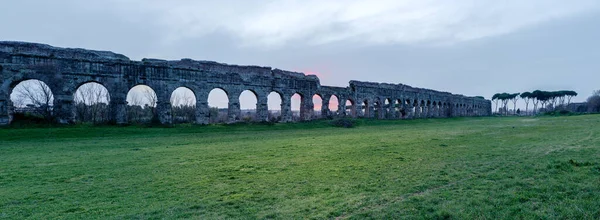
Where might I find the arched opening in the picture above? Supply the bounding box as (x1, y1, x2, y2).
(405, 99, 412, 118)
(413, 99, 418, 115)
(267, 91, 283, 122)
(361, 100, 369, 118)
(329, 95, 339, 115)
(374, 99, 382, 119)
(385, 98, 392, 118)
(239, 90, 258, 121)
(396, 99, 404, 118)
(170, 87, 197, 124)
(345, 99, 355, 117)
(74, 82, 110, 124)
(291, 93, 302, 121)
(9, 79, 55, 122)
(312, 94, 323, 119)
(426, 100, 432, 118)
(442, 102, 446, 116)
(126, 85, 157, 124)
(208, 88, 229, 123)
(419, 100, 427, 118)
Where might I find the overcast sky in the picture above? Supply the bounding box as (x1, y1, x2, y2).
(3, 0, 600, 109)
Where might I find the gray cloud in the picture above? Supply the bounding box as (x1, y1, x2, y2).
(91, 0, 600, 47)
(1, 0, 599, 109)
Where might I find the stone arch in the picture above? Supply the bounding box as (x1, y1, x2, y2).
(440, 102, 445, 117)
(384, 98, 393, 119)
(73, 81, 111, 123)
(239, 89, 259, 121)
(361, 99, 370, 118)
(312, 93, 323, 119)
(126, 84, 158, 124)
(9, 79, 56, 123)
(345, 99, 356, 117)
(208, 87, 229, 123)
(427, 101, 432, 117)
(291, 92, 303, 121)
(394, 98, 406, 119)
(267, 91, 283, 122)
(403, 99, 410, 118)
(170, 87, 197, 124)
(329, 95, 339, 115)
(433, 101, 440, 118)
(409, 100, 415, 117)
(374, 98, 383, 119)
(419, 100, 425, 118)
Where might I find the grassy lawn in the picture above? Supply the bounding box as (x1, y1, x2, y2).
(1, 115, 599, 219)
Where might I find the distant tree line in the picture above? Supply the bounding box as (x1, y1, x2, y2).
(587, 90, 600, 113)
(492, 90, 578, 115)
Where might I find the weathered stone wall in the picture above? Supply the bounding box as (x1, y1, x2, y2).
(0, 41, 491, 125)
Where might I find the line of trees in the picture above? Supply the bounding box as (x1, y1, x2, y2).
(492, 90, 578, 115)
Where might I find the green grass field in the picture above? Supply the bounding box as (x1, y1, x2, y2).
(1, 116, 599, 219)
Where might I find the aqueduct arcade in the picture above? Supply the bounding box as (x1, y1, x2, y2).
(0, 42, 491, 125)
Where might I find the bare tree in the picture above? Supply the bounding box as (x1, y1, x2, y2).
(12, 80, 54, 120)
(171, 89, 196, 123)
(74, 83, 110, 123)
(142, 87, 157, 108)
(126, 86, 158, 124)
(127, 92, 143, 123)
(11, 95, 25, 110)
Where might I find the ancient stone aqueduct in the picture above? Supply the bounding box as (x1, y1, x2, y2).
(0, 42, 492, 125)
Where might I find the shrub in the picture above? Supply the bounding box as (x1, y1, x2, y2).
(330, 118, 356, 128)
(11, 112, 50, 125)
(268, 116, 281, 123)
(242, 116, 253, 123)
(544, 110, 574, 116)
(257, 121, 276, 126)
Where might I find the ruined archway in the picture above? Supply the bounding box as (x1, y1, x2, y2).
(396, 99, 404, 118)
(9, 79, 55, 123)
(291, 93, 303, 121)
(374, 99, 383, 119)
(426, 100, 432, 118)
(431, 101, 438, 118)
(267, 91, 283, 122)
(170, 87, 196, 124)
(345, 99, 355, 117)
(361, 100, 369, 118)
(208, 88, 229, 124)
(74, 82, 110, 124)
(420, 100, 426, 118)
(126, 85, 157, 124)
(312, 94, 323, 119)
(405, 99, 412, 118)
(329, 95, 339, 115)
(384, 98, 392, 118)
(240, 90, 258, 121)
